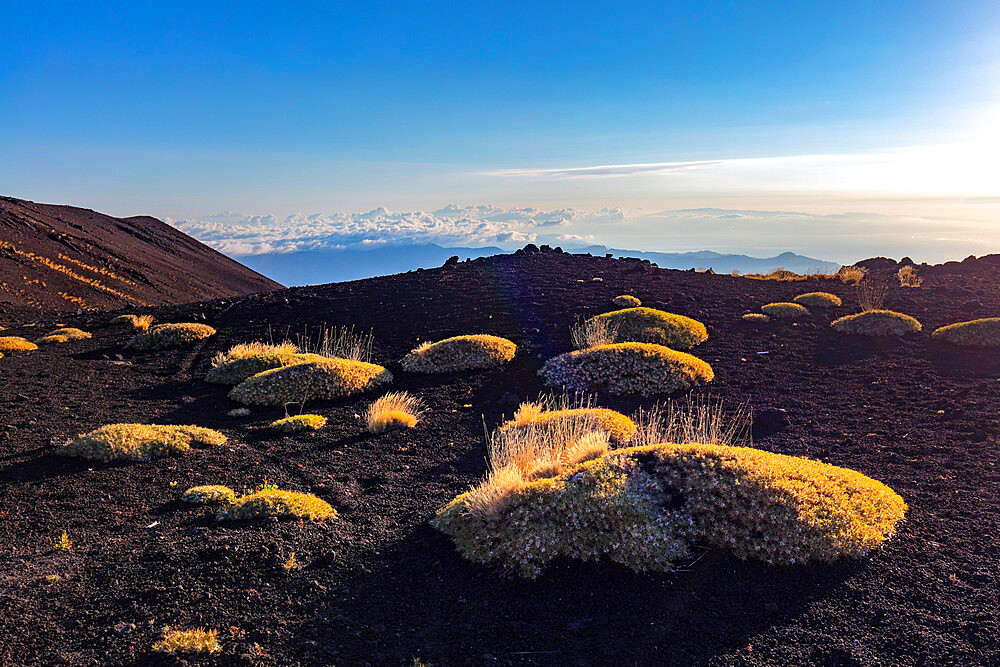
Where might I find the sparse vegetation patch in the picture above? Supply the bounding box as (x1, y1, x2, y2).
(539, 342, 713, 396)
(761, 302, 810, 319)
(741, 313, 770, 323)
(793, 292, 842, 308)
(218, 488, 336, 521)
(182, 485, 237, 505)
(126, 323, 216, 350)
(153, 628, 221, 654)
(931, 318, 1000, 346)
(831, 310, 922, 336)
(400, 334, 516, 373)
(271, 414, 327, 431)
(56, 424, 227, 462)
(586, 307, 707, 349)
(36, 334, 70, 345)
(229, 359, 392, 405)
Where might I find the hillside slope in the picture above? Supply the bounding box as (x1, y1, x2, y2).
(0, 197, 281, 311)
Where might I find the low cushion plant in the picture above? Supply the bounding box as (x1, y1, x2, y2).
(57, 424, 227, 462)
(761, 302, 810, 319)
(126, 323, 216, 350)
(0, 336, 38, 352)
(831, 310, 922, 336)
(498, 407, 637, 443)
(586, 307, 707, 349)
(217, 488, 336, 521)
(400, 334, 516, 373)
(229, 359, 392, 405)
(793, 292, 842, 308)
(930, 318, 1000, 346)
(270, 414, 327, 432)
(613, 294, 642, 307)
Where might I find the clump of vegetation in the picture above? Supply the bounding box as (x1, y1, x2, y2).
(113, 314, 154, 331)
(0, 336, 38, 352)
(271, 414, 327, 432)
(498, 394, 637, 443)
(47, 327, 91, 340)
(217, 488, 336, 521)
(56, 424, 227, 462)
(831, 310, 922, 336)
(366, 391, 425, 433)
(856, 278, 890, 312)
(36, 334, 70, 345)
(760, 302, 810, 319)
(897, 265, 923, 288)
(182, 485, 237, 505)
(282, 552, 300, 572)
(570, 315, 620, 350)
(126, 323, 216, 350)
(741, 313, 770, 323)
(586, 307, 707, 349)
(206, 341, 327, 385)
(229, 359, 392, 406)
(931, 318, 1000, 346)
(153, 628, 221, 654)
(836, 265, 867, 284)
(52, 530, 72, 551)
(433, 402, 906, 578)
(400, 334, 516, 373)
(613, 294, 642, 307)
(539, 342, 714, 396)
(793, 292, 842, 308)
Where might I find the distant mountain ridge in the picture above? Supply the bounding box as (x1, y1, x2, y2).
(232, 243, 840, 286)
(0, 197, 281, 312)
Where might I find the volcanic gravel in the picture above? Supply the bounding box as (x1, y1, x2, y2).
(1, 252, 999, 666)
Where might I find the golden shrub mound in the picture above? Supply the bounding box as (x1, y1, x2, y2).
(587, 307, 707, 350)
(271, 414, 327, 432)
(50, 327, 91, 339)
(741, 313, 770, 323)
(831, 310, 922, 336)
(207, 350, 327, 385)
(793, 292, 842, 308)
(434, 443, 906, 578)
(113, 314, 154, 331)
(613, 294, 642, 308)
(36, 334, 70, 345)
(126, 323, 216, 350)
(56, 424, 227, 462)
(400, 334, 516, 373)
(931, 318, 1000, 347)
(229, 359, 392, 406)
(366, 391, 424, 433)
(182, 485, 236, 504)
(0, 336, 38, 352)
(761, 302, 810, 319)
(498, 407, 637, 443)
(217, 488, 336, 521)
(539, 342, 713, 397)
(153, 628, 221, 654)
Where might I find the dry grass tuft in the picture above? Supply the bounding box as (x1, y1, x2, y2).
(836, 265, 867, 284)
(296, 324, 374, 363)
(57, 424, 227, 462)
(113, 314, 154, 331)
(856, 279, 890, 312)
(0, 336, 38, 352)
(270, 414, 328, 432)
(153, 628, 221, 654)
(400, 334, 516, 373)
(586, 307, 707, 350)
(126, 323, 216, 350)
(366, 391, 424, 433)
(793, 292, 842, 308)
(540, 342, 714, 397)
(931, 318, 1000, 346)
(897, 265, 923, 288)
(570, 315, 620, 350)
(760, 302, 810, 319)
(613, 294, 642, 307)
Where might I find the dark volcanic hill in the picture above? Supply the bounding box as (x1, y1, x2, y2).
(0, 197, 281, 312)
(2, 251, 999, 665)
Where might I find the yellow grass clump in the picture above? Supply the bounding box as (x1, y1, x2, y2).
(229, 359, 392, 406)
(182, 485, 237, 505)
(741, 313, 770, 323)
(206, 341, 327, 385)
(113, 314, 154, 331)
(931, 318, 1000, 346)
(897, 265, 923, 288)
(831, 310, 922, 336)
(434, 441, 906, 578)
(217, 488, 336, 521)
(499, 397, 637, 443)
(539, 342, 713, 396)
(126, 323, 216, 350)
(613, 294, 642, 307)
(271, 414, 328, 432)
(400, 334, 516, 373)
(587, 307, 707, 349)
(36, 334, 70, 345)
(793, 292, 842, 308)
(0, 336, 38, 352)
(366, 391, 424, 433)
(153, 628, 221, 654)
(56, 424, 227, 462)
(761, 302, 810, 319)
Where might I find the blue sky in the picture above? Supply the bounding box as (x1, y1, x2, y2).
(3, 1, 1000, 261)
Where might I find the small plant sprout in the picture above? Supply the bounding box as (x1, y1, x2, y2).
(282, 552, 300, 572)
(53, 530, 72, 551)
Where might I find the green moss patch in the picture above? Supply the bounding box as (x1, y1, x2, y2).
(539, 342, 713, 396)
(587, 307, 707, 349)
